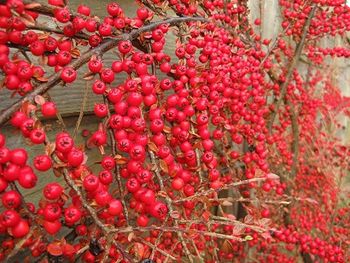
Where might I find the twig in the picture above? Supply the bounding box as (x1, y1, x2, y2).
(27, 24, 90, 40)
(148, 149, 195, 263)
(0, 16, 208, 127)
(140, 239, 177, 260)
(73, 81, 89, 139)
(52, 155, 134, 262)
(259, 24, 291, 67)
(117, 225, 245, 242)
(5, 228, 34, 261)
(288, 101, 299, 178)
(268, 5, 317, 133)
(174, 177, 270, 203)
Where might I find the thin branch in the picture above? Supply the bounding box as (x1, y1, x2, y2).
(5, 227, 34, 261)
(148, 148, 195, 263)
(27, 24, 90, 40)
(140, 239, 177, 260)
(288, 101, 299, 178)
(0, 16, 208, 127)
(117, 225, 245, 242)
(73, 81, 89, 139)
(268, 5, 317, 133)
(61, 164, 135, 263)
(173, 177, 270, 203)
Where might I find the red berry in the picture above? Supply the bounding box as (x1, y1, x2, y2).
(18, 168, 37, 189)
(67, 148, 84, 167)
(94, 103, 108, 118)
(10, 148, 27, 166)
(171, 178, 184, 190)
(107, 2, 121, 17)
(30, 129, 46, 144)
(136, 7, 149, 20)
(3, 163, 20, 181)
(108, 199, 123, 216)
(61, 67, 77, 83)
(43, 203, 62, 221)
(11, 219, 29, 238)
(44, 220, 61, 235)
(43, 183, 63, 200)
(77, 5, 91, 16)
(118, 40, 132, 54)
(2, 190, 21, 209)
(1, 210, 20, 227)
(83, 174, 99, 192)
(33, 155, 52, 171)
(64, 206, 82, 224)
(0, 178, 8, 193)
(56, 134, 73, 153)
(0, 147, 10, 164)
(41, 102, 57, 117)
(136, 214, 149, 227)
(30, 41, 45, 56)
(98, 170, 113, 185)
(88, 59, 103, 73)
(55, 8, 71, 23)
(101, 156, 115, 170)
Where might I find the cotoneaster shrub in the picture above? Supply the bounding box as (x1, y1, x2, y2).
(0, 0, 349, 262)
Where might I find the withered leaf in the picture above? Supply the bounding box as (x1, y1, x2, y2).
(266, 173, 280, 180)
(70, 48, 81, 58)
(232, 224, 245, 235)
(244, 214, 254, 224)
(53, 168, 62, 177)
(222, 200, 233, 207)
(221, 240, 234, 254)
(157, 191, 167, 198)
(45, 142, 56, 156)
(128, 232, 135, 242)
(35, 76, 49, 82)
(24, 3, 42, 9)
(19, 13, 35, 26)
(147, 141, 158, 152)
(34, 95, 46, 105)
(202, 211, 211, 221)
(47, 242, 63, 256)
(170, 210, 180, 219)
(116, 158, 127, 165)
(159, 160, 168, 173)
(163, 125, 171, 133)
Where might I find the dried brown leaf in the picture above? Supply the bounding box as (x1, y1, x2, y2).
(116, 158, 127, 165)
(159, 160, 168, 173)
(34, 95, 46, 105)
(163, 125, 171, 133)
(221, 240, 234, 254)
(222, 200, 233, 207)
(202, 210, 211, 221)
(70, 48, 81, 58)
(147, 142, 158, 152)
(19, 13, 35, 26)
(170, 210, 180, 219)
(25, 3, 42, 9)
(128, 232, 135, 242)
(45, 142, 56, 156)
